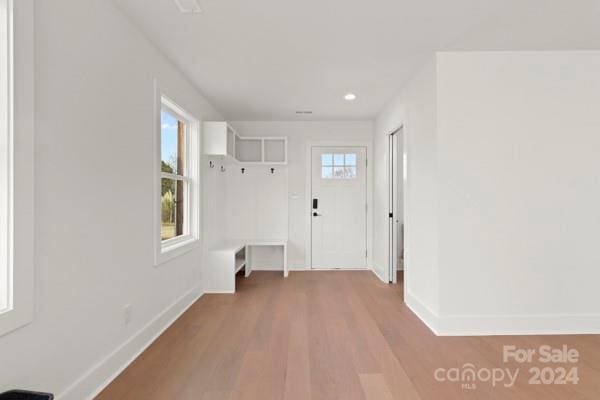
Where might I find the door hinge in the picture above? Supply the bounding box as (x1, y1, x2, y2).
(365, 249, 368, 258)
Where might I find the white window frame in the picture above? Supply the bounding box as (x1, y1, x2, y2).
(154, 82, 201, 265)
(0, 0, 34, 337)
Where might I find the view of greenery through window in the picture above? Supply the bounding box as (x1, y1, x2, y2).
(161, 110, 186, 241)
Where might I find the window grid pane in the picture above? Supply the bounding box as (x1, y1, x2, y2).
(161, 178, 188, 241)
(161, 111, 186, 176)
(333, 154, 344, 166)
(321, 152, 358, 179)
(345, 153, 357, 166)
(321, 166, 333, 179)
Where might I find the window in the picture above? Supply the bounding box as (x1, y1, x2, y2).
(160, 109, 188, 241)
(321, 153, 357, 179)
(0, 0, 34, 337)
(0, 0, 12, 315)
(155, 92, 200, 264)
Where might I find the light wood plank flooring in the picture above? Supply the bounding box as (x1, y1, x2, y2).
(97, 271, 600, 399)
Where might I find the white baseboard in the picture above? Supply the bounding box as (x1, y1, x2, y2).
(250, 266, 284, 271)
(288, 259, 307, 270)
(369, 264, 388, 283)
(436, 312, 600, 336)
(57, 286, 204, 400)
(203, 290, 235, 294)
(405, 291, 440, 335)
(289, 265, 309, 271)
(405, 291, 600, 336)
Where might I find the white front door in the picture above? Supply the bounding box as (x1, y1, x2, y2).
(311, 147, 367, 268)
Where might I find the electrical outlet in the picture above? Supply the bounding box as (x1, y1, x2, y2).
(124, 304, 132, 325)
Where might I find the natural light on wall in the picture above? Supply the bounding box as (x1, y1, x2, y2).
(0, 0, 12, 314)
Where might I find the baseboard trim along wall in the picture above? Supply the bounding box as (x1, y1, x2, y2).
(370, 263, 388, 283)
(405, 292, 600, 336)
(405, 292, 440, 335)
(57, 286, 204, 400)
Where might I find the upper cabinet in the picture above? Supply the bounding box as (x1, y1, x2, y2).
(203, 122, 287, 165)
(203, 122, 236, 158)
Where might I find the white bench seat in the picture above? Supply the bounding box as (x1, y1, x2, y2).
(205, 239, 288, 293)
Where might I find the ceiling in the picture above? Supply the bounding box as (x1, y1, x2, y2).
(113, 0, 600, 121)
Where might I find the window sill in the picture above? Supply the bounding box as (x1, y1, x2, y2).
(0, 307, 33, 337)
(155, 236, 200, 266)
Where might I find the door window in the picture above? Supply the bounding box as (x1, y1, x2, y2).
(321, 153, 357, 179)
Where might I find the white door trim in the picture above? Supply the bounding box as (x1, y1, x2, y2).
(305, 140, 373, 270)
(386, 125, 406, 287)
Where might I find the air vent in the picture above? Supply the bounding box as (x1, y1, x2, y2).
(295, 110, 313, 115)
(173, 0, 202, 13)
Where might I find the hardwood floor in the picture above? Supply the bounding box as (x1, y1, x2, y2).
(97, 271, 600, 399)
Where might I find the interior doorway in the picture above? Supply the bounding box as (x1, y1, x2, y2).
(311, 146, 368, 269)
(388, 128, 404, 283)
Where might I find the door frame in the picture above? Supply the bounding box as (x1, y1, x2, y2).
(387, 125, 406, 284)
(305, 140, 373, 270)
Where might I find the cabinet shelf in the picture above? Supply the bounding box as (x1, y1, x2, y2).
(203, 121, 287, 165)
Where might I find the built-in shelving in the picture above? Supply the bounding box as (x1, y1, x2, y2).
(235, 246, 246, 274)
(203, 121, 287, 165)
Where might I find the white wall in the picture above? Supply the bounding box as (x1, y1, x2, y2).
(373, 58, 439, 315)
(436, 51, 600, 333)
(0, 0, 222, 397)
(230, 121, 373, 269)
(375, 51, 600, 335)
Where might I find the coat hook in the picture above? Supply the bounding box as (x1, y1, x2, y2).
(209, 161, 215, 168)
(220, 165, 226, 172)
(241, 168, 245, 174)
(270, 168, 275, 174)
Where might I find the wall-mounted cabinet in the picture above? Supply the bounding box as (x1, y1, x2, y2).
(203, 121, 287, 165)
(203, 122, 236, 158)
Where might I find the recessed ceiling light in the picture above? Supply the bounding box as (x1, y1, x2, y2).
(173, 0, 202, 13)
(344, 93, 357, 101)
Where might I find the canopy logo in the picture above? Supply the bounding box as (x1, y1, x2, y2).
(434, 364, 519, 390)
(433, 345, 580, 390)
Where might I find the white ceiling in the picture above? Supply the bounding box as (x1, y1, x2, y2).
(113, 0, 600, 121)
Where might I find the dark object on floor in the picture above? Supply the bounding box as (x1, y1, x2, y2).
(0, 390, 54, 400)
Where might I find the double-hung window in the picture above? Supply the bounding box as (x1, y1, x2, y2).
(156, 93, 200, 264)
(0, 0, 11, 317)
(0, 0, 34, 337)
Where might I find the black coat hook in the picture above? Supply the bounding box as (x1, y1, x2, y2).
(270, 168, 275, 174)
(241, 168, 245, 174)
(209, 161, 215, 168)
(220, 165, 226, 172)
